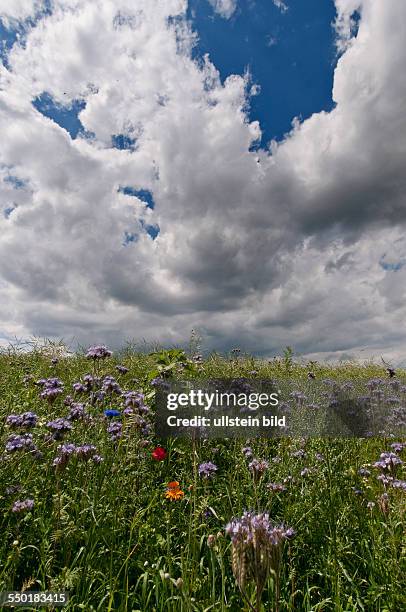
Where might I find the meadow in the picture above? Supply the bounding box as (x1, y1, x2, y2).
(0, 343, 405, 611)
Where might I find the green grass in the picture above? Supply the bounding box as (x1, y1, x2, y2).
(0, 347, 405, 611)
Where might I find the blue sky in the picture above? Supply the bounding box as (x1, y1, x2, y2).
(1, 0, 406, 362)
(1, 0, 337, 145)
(188, 0, 337, 144)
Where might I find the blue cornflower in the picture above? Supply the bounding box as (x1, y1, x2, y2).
(104, 409, 121, 418)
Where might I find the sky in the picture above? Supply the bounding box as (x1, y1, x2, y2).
(0, 0, 406, 363)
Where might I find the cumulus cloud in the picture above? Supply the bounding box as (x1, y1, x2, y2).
(272, 0, 288, 14)
(207, 0, 237, 19)
(0, 0, 406, 362)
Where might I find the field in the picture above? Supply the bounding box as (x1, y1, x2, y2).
(0, 345, 405, 611)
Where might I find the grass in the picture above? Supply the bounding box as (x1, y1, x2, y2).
(0, 345, 405, 611)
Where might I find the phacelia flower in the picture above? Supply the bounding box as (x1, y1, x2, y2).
(151, 447, 167, 461)
(5, 433, 36, 453)
(225, 511, 294, 593)
(373, 452, 403, 472)
(6, 412, 38, 428)
(86, 345, 112, 360)
(198, 461, 218, 478)
(12, 498, 34, 513)
(116, 365, 129, 374)
(107, 421, 122, 441)
(248, 458, 269, 479)
(46, 418, 72, 439)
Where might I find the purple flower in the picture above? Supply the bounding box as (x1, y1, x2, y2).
(391, 442, 406, 453)
(53, 443, 77, 469)
(373, 452, 403, 472)
(12, 498, 34, 513)
(68, 403, 86, 421)
(102, 375, 122, 394)
(248, 458, 269, 477)
(86, 345, 112, 360)
(75, 445, 97, 460)
(116, 365, 129, 374)
(242, 446, 253, 458)
(391, 479, 406, 491)
(46, 418, 72, 440)
(92, 454, 104, 464)
(198, 462, 218, 478)
(5, 433, 36, 453)
(107, 421, 122, 441)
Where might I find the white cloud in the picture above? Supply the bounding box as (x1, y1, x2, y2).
(0, 0, 406, 360)
(207, 0, 237, 19)
(272, 0, 288, 14)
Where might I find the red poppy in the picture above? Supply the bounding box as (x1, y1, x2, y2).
(152, 446, 167, 461)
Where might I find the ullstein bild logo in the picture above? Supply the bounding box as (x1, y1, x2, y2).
(155, 379, 287, 439)
(154, 379, 403, 439)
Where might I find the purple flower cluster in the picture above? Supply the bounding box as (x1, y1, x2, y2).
(107, 421, 122, 441)
(86, 345, 112, 360)
(116, 364, 129, 374)
(73, 374, 99, 394)
(102, 375, 122, 394)
(37, 377, 64, 403)
(226, 511, 295, 546)
(46, 418, 72, 439)
(248, 458, 269, 477)
(6, 433, 36, 453)
(373, 451, 403, 472)
(198, 461, 218, 478)
(6, 412, 38, 428)
(53, 443, 102, 469)
(68, 402, 87, 421)
(12, 498, 34, 513)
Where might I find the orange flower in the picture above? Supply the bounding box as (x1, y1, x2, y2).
(165, 481, 185, 500)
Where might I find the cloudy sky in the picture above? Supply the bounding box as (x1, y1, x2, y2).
(0, 0, 406, 362)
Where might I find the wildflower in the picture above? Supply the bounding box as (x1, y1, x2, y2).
(165, 481, 185, 500)
(86, 345, 112, 360)
(76, 445, 97, 460)
(391, 442, 406, 453)
(104, 409, 121, 418)
(5, 433, 36, 453)
(102, 375, 122, 394)
(12, 498, 34, 513)
(37, 377, 64, 403)
(68, 402, 87, 421)
(373, 452, 403, 472)
(248, 458, 269, 480)
(301, 468, 311, 477)
(242, 446, 253, 458)
(367, 501, 375, 509)
(53, 443, 77, 469)
(391, 479, 406, 491)
(46, 418, 72, 439)
(107, 421, 122, 441)
(92, 454, 104, 464)
(207, 534, 216, 548)
(6, 412, 38, 428)
(198, 461, 218, 478)
(225, 511, 294, 606)
(152, 447, 167, 461)
(116, 365, 129, 374)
